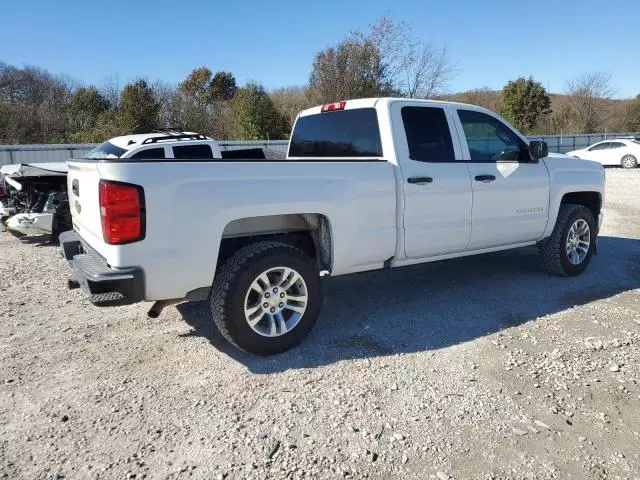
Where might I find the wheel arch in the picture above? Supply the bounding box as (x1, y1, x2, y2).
(542, 189, 603, 240)
(216, 213, 333, 274)
(560, 191, 602, 222)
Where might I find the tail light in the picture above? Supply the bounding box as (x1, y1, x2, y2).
(99, 180, 145, 244)
(321, 101, 346, 112)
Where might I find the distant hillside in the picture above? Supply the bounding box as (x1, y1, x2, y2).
(437, 89, 637, 134)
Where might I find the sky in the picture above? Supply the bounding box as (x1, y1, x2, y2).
(1, 0, 638, 98)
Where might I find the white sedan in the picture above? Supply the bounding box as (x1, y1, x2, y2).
(567, 139, 640, 168)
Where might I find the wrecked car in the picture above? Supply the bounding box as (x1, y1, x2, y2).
(0, 162, 72, 241)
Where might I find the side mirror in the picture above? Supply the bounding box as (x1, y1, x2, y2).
(529, 140, 548, 160)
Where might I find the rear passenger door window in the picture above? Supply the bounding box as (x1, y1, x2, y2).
(173, 144, 214, 159)
(401, 107, 455, 162)
(457, 109, 528, 162)
(129, 147, 166, 159)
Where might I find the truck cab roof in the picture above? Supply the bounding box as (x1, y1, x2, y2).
(297, 97, 495, 118)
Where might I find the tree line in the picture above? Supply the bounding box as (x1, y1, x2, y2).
(447, 73, 640, 136)
(1, 18, 639, 144)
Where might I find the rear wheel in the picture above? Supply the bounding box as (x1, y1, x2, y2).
(210, 241, 322, 355)
(621, 155, 637, 169)
(538, 204, 597, 276)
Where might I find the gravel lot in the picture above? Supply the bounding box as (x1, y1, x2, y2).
(1, 169, 639, 480)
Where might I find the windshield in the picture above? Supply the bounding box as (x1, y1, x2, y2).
(84, 141, 127, 159)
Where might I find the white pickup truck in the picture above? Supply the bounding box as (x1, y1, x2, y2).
(60, 98, 605, 355)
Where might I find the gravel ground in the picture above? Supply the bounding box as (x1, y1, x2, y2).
(1, 169, 639, 480)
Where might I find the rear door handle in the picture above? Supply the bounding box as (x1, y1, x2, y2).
(407, 176, 433, 185)
(474, 175, 496, 182)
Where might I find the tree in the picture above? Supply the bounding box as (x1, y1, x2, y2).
(623, 94, 640, 132)
(309, 37, 393, 104)
(500, 77, 551, 133)
(118, 79, 160, 132)
(308, 18, 456, 104)
(364, 18, 455, 98)
(164, 91, 210, 133)
(67, 86, 109, 131)
(209, 71, 237, 101)
(179, 67, 237, 104)
(270, 86, 313, 127)
(100, 74, 122, 108)
(0, 63, 71, 143)
(179, 67, 213, 102)
(173, 68, 238, 137)
(440, 88, 503, 113)
(565, 72, 613, 133)
(231, 82, 288, 140)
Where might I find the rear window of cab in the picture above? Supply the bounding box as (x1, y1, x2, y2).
(289, 108, 383, 158)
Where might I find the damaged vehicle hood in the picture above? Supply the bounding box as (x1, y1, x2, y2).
(1, 162, 71, 239)
(0, 162, 68, 178)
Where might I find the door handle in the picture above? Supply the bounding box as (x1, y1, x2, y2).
(407, 176, 433, 185)
(474, 175, 496, 182)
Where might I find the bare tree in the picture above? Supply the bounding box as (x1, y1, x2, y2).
(0, 64, 72, 142)
(567, 72, 614, 99)
(565, 72, 614, 133)
(364, 18, 457, 98)
(100, 74, 122, 109)
(441, 87, 503, 113)
(308, 18, 456, 104)
(308, 38, 393, 104)
(150, 80, 178, 127)
(270, 86, 313, 127)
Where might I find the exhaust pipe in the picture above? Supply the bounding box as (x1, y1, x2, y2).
(147, 299, 182, 318)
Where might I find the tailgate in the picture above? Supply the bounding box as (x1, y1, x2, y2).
(67, 160, 104, 248)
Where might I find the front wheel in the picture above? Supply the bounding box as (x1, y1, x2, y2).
(210, 241, 322, 355)
(538, 204, 597, 276)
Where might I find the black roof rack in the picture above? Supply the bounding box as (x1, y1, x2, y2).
(126, 126, 182, 135)
(150, 127, 187, 134)
(142, 132, 208, 144)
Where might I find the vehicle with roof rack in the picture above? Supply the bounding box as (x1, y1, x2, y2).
(60, 98, 605, 355)
(84, 129, 284, 161)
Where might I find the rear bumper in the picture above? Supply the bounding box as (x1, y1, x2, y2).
(60, 230, 144, 306)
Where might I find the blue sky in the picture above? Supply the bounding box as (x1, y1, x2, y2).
(1, 0, 638, 98)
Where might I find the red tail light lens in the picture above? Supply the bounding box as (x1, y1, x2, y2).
(321, 100, 346, 112)
(99, 180, 145, 244)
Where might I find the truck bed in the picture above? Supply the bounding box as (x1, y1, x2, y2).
(66, 155, 398, 300)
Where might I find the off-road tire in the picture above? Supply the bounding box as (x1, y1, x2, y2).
(210, 241, 322, 356)
(538, 204, 597, 276)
